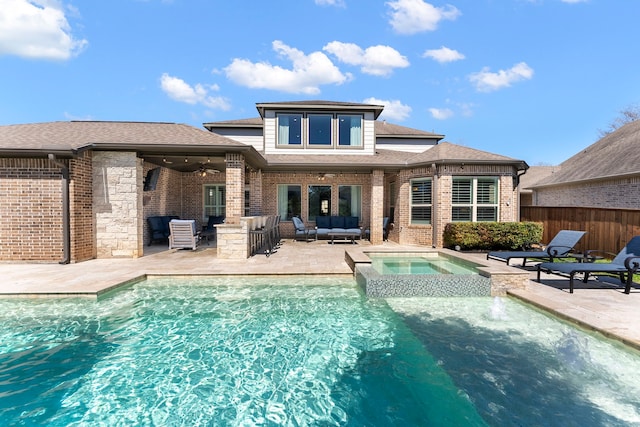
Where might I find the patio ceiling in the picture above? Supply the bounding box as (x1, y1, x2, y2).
(144, 154, 228, 174)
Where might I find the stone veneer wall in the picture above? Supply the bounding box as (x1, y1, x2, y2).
(93, 152, 143, 258)
(69, 151, 96, 262)
(532, 176, 640, 209)
(0, 158, 64, 261)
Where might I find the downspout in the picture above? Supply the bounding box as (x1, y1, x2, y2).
(48, 154, 71, 264)
(431, 163, 438, 248)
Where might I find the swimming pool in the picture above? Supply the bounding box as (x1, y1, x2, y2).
(1, 276, 639, 426)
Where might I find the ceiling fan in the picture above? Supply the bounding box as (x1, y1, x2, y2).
(196, 165, 220, 176)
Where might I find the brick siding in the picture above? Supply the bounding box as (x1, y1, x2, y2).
(0, 158, 64, 261)
(532, 176, 640, 209)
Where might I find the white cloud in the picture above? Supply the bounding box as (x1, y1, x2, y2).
(423, 46, 465, 63)
(428, 107, 454, 120)
(0, 0, 87, 60)
(315, 0, 345, 6)
(323, 41, 409, 77)
(468, 62, 534, 92)
(224, 40, 351, 95)
(386, 0, 460, 35)
(363, 97, 412, 122)
(160, 73, 230, 110)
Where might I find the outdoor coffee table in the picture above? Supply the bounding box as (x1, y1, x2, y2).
(327, 231, 360, 244)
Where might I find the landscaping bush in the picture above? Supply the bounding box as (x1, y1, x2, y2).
(443, 222, 543, 251)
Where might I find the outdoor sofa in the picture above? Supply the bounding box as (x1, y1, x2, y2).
(147, 215, 179, 245)
(314, 216, 362, 240)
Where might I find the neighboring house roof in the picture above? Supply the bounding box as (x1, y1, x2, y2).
(519, 165, 561, 192)
(0, 121, 248, 155)
(532, 119, 640, 188)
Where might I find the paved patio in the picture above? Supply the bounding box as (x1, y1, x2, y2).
(1, 238, 639, 350)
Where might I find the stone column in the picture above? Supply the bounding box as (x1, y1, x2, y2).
(93, 151, 143, 258)
(370, 169, 384, 245)
(225, 153, 245, 224)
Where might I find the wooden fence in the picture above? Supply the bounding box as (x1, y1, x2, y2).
(520, 206, 640, 256)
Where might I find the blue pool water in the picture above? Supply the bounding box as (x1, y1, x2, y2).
(368, 254, 479, 275)
(1, 276, 640, 426)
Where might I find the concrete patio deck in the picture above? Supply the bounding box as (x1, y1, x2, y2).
(1, 238, 639, 350)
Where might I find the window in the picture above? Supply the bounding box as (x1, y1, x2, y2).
(276, 112, 364, 148)
(277, 113, 302, 146)
(452, 177, 498, 222)
(204, 185, 225, 219)
(308, 185, 331, 221)
(410, 179, 432, 224)
(338, 115, 362, 146)
(277, 185, 301, 221)
(308, 114, 332, 146)
(338, 185, 362, 218)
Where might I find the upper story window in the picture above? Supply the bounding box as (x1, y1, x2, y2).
(338, 115, 362, 146)
(452, 177, 498, 222)
(276, 112, 363, 148)
(277, 113, 302, 146)
(308, 114, 332, 146)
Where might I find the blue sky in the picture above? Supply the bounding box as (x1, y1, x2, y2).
(1, 0, 638, 165)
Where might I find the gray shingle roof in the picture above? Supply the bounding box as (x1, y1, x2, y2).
(533, 119, 640, 187)
(519, 166, 561, 191)
(262, 142, 526, 171)
(409, 141, 526, 166)
(0, 121, 245, 154)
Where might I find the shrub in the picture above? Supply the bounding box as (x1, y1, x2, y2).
(442, 222, 543, 251)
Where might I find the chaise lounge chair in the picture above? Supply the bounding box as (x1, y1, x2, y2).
(536, 236, 640, 294)
(168, 219, 200, 250)
(486, 230, 586, 266)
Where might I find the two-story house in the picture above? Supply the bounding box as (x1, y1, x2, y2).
(0, 100, 528, 263)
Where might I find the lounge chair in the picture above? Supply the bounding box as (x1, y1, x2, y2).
(537, 236, 640, 294)
(292, 216, 316, 242)
(486, 230, 586, 266)
(168, 219, 200, 250)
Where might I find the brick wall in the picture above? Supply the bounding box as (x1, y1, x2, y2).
(142, 163, 184, 244)
(532, 176, 640, 209)
(69, 151, 96, 261)
(180, 167, 226, 230)
(224, 153, 245, 224)
(395, 164, 519, 247)
(260, 171, 373, 238)
(0, 158, 64, 261)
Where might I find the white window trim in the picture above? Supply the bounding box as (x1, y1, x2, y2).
(410, 178, 432, 225)
(451, 177, 499, 222)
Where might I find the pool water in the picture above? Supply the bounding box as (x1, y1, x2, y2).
(369, 254, 478, 275)
(1, 276, 639, 426)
